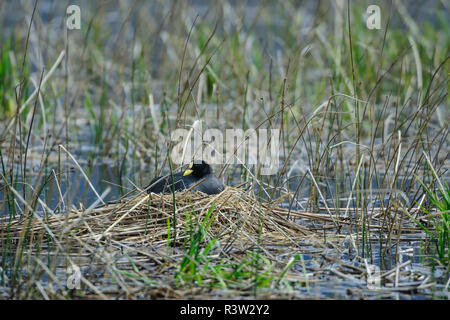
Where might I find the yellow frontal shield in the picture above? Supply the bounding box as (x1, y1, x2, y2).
(183, 162, 194, 176)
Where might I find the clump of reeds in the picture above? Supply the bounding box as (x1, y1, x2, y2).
(0, 187, 319, 299)
(2, 187, 313, 246)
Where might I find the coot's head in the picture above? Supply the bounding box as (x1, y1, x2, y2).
(183, 160, 212, 178)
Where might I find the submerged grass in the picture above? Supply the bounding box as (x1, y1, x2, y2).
(404, 152, 449, 268)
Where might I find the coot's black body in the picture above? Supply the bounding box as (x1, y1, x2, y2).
(146, 161, 224, 195)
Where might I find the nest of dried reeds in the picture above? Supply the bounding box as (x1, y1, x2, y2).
(1, 187, 315, 248)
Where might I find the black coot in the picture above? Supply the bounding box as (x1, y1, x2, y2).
(146, 161, 224, 195)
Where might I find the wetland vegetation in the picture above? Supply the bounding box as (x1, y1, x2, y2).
(0, 0, 449, 299)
